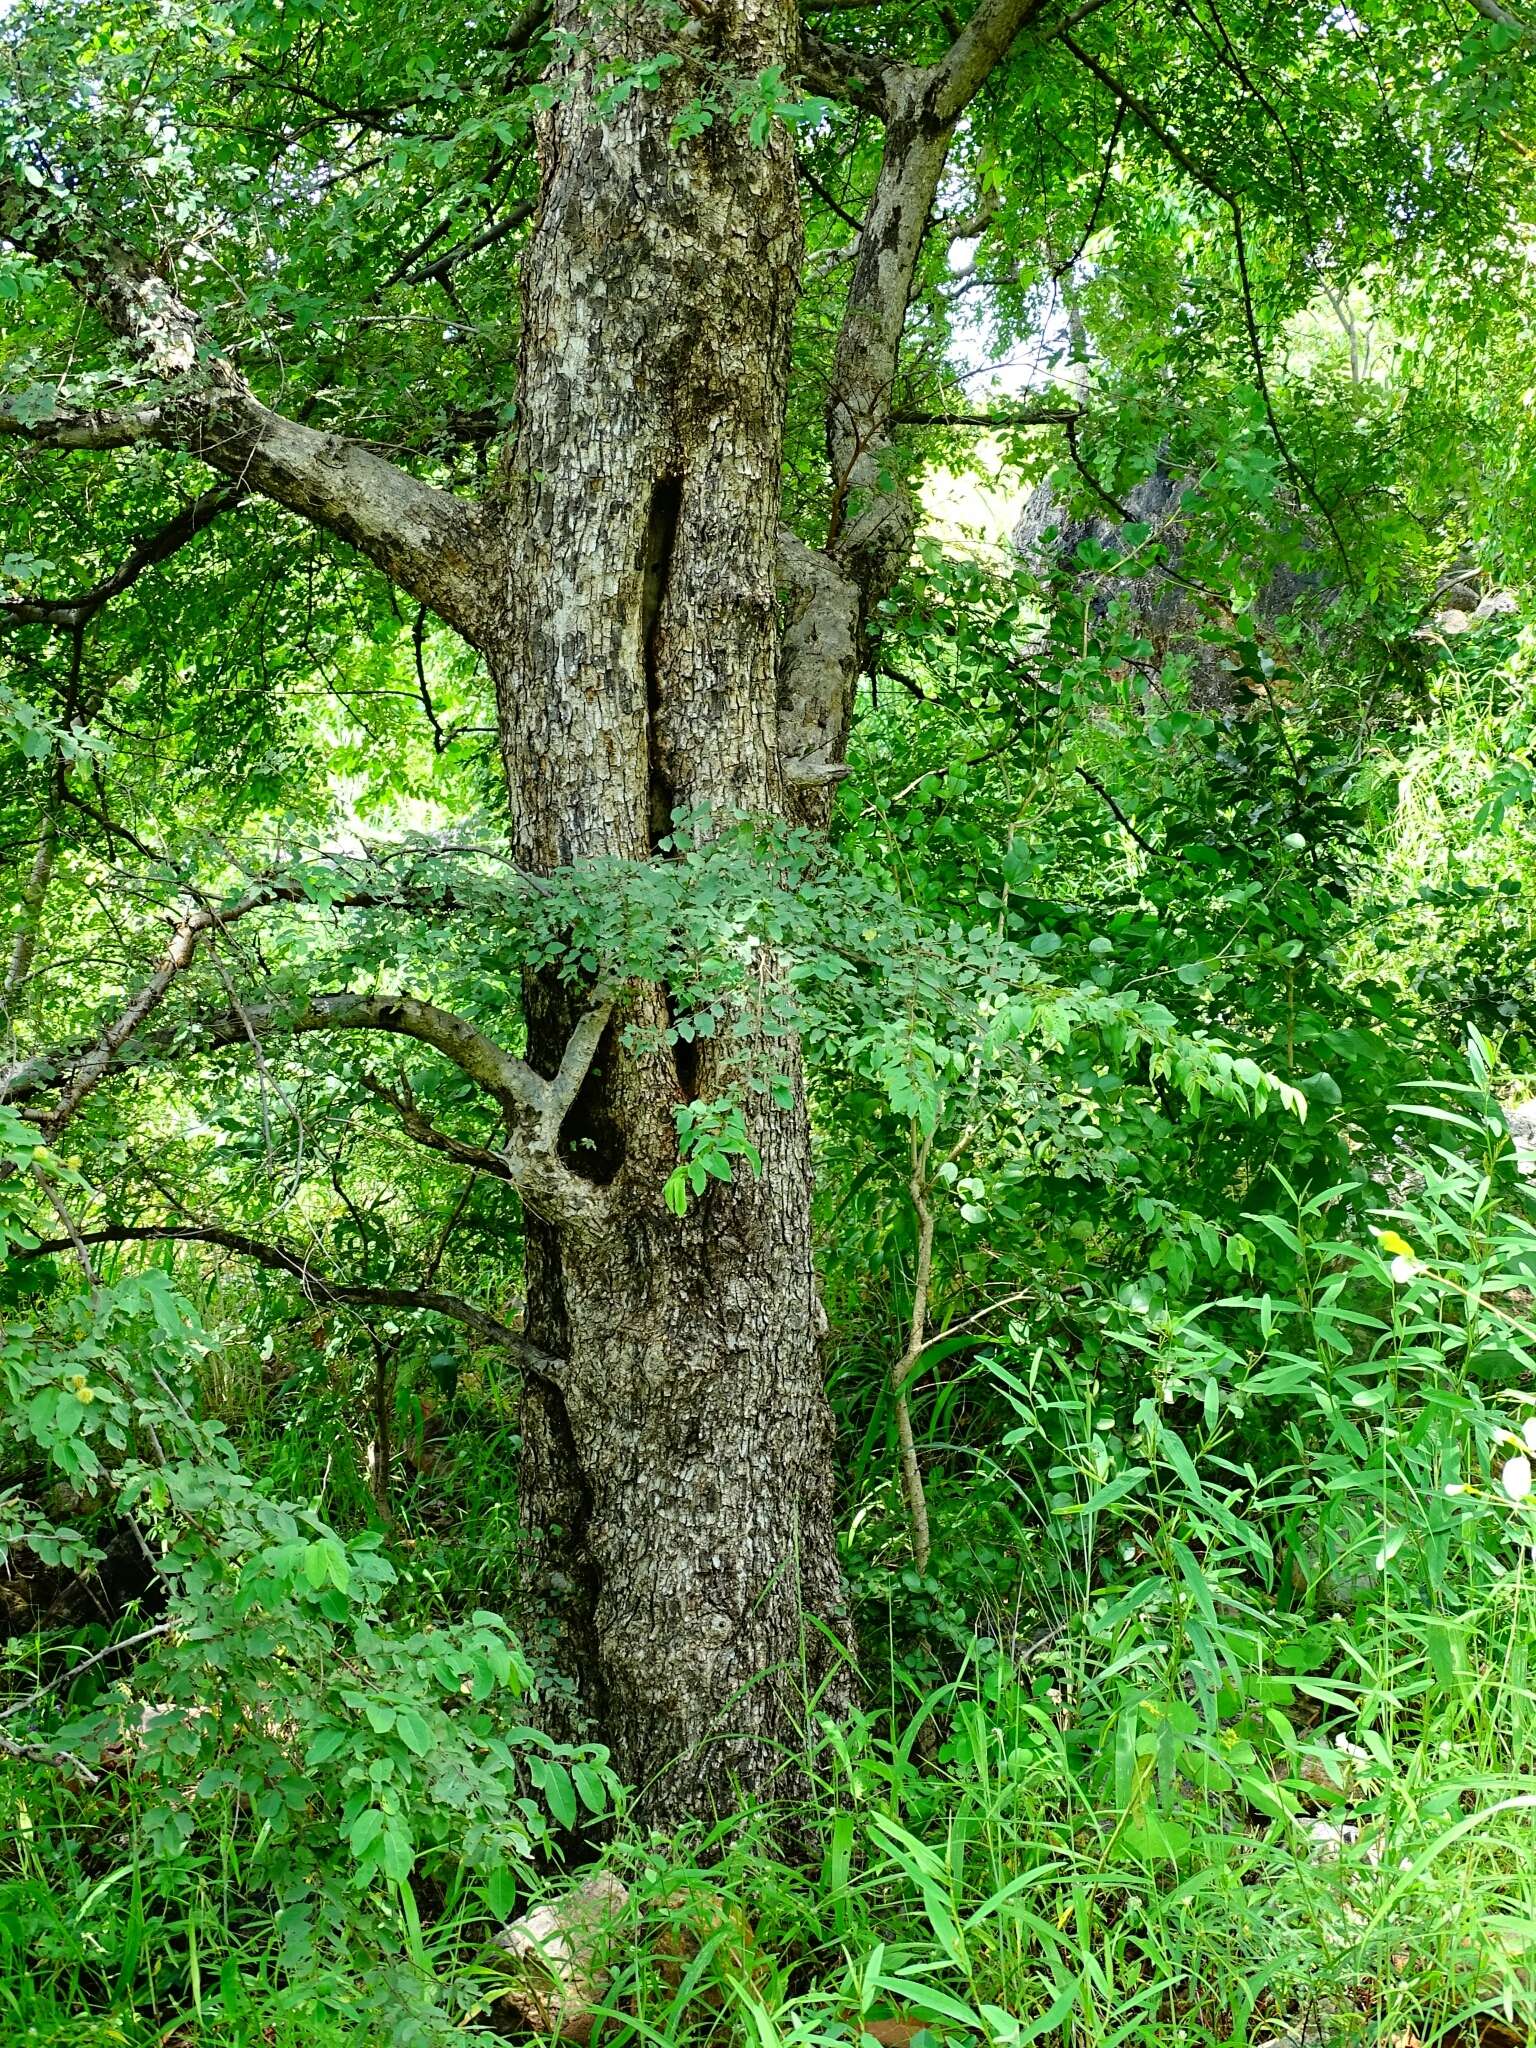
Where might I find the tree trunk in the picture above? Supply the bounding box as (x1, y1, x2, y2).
(492, 0, 851, 1819)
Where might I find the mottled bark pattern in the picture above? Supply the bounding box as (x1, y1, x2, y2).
(492, 0, 850, 1817)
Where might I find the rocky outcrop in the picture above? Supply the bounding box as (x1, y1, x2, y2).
(1013, 467, 1331, 713)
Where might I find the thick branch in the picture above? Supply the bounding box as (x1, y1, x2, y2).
(931, 0, 1049, 121)
(4, 881, 407, 1132)
(0, 401, 167, 452)
(1469, 0, 1529, 32)
(795, 27, 894, 110)
(775, 529, 861, 807)
(5, 990, 523, 1113)
(546, 1000, 613, 1120)
(5, 987, 616, 1228)
(788, 0, 1055, 789)
(823, 70, 951, 591)
(938, 189, 1002, 240)
(827, 0, 1049, 573)
(0, 217, 495, 644)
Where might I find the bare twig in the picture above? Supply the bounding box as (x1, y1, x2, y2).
(891, 1127, 936, 1574)
(1, 1623, 175, 1722)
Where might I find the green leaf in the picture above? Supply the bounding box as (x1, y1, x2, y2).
(395, 1708, 433, 1757)
(349, 1807, 386, 1857)
(531, 1756, 577, 1829)
(379, 1818, 415, 1884)
(305, 1726, 350, 1767)
(572, 1761, 609, 1814)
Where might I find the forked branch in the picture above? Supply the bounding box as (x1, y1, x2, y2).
(5, 985, 616, 1227)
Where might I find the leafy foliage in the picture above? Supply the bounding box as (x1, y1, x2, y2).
(3, 0, 1536, 2035)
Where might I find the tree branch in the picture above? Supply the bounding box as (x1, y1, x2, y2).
(890, 406, 1079, 427)
(794, 27, 894, 111)
(1469, 0, 1529, 33)
(775, 529, 862, 807)
(938, 189, 1002, 240)
(396, 204, 534, 289)
(1057, 30, 1215, 191)
(15, 1223, 565, 1378)
(0, 216, 495, 645)
(545, 1000, 613, 1122)
(932, 0, 1051, 122)
(780, 0, 1057, 816)
(5, 985, 616, 1227)
(798, 160, 866, 234)
(1035, 0, 1122, 40)
(0, 401, 169, 452)
(827, 0, 1052, 562)
(1074, 763, 1164, 856)
(1057, 29, 1354, 577)
(812, 0, 1045, 629)
(358, 1069, 518, 1180)
(0, 487, 244, 630)
(4, 881, 409, 1133)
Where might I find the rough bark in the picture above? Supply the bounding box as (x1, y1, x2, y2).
(489, 0, 851, 1817)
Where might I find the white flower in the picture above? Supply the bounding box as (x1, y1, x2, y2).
(1522, 1417, 1536, 1454)
(1390, 1254, 1424, 1283)
(1501, 1453, 1533, 1503)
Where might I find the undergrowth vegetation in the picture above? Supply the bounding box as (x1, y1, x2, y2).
(4, 608, 1536, 2046)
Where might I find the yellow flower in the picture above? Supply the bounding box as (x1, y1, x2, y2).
(1376, 1229, 1416, 1259)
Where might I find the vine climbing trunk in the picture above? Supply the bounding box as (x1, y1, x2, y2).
(490, 0, 852, 1819)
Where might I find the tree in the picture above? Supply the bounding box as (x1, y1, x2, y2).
(1, 0, 1529, 1819)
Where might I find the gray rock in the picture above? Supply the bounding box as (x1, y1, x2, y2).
(1013, 469, 1332, 714)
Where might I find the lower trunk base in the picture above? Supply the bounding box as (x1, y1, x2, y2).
(517, 1214, 853, 1824)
